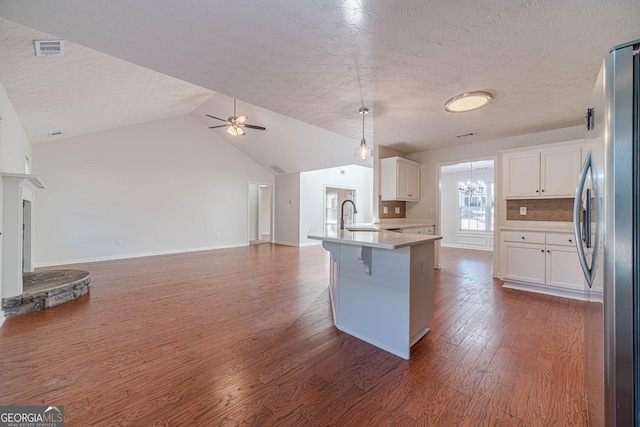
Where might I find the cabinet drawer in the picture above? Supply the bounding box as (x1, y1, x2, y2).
(545, 233, 576, 247)
(502, 231, 545, 244)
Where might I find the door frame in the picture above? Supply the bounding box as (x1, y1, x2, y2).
(247, 182, 275, 244)
(435, 156, 499, 273)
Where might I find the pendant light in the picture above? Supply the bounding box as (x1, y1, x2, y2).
(458, 162, 485, 195)
(354, 107, 373, 160)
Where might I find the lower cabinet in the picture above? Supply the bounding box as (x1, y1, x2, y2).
(501, 230, 586, 299)
(401, 225, 435, 235)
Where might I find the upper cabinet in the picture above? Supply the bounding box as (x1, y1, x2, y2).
(501, 142, 581, 199)
(381, 157, 421, 201)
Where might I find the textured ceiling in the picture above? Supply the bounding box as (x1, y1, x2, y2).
(1, 0, 639, 173)
(0, 19, 215, 144)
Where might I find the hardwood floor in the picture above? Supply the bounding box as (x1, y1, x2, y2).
(0, 245, 591, 426)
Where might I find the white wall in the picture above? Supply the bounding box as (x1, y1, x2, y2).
(440, 168, 494, 250)
(274, 172, 301, 246)
(0, 82, 32, 174)
(32, 114, 274, 265)
(299, 165, 373, 246)
(0, 81, 33, 324)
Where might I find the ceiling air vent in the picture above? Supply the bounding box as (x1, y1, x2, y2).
(34, 40, 64, 57)
(455, 131, 476, 138)
(270, 165, 285, 174)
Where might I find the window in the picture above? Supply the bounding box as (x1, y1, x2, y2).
(459, 182, 494, 231)
(25, 156, 31, 174)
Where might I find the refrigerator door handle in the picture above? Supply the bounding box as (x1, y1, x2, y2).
(574, 151, 597, 287)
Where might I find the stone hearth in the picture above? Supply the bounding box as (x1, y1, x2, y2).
(2, 270, 90, 317)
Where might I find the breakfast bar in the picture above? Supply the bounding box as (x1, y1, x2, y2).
(308, 227, 442, 359)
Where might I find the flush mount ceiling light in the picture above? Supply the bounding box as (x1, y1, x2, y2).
(354, 107, 373, 160)
(444, 91, 493, 113)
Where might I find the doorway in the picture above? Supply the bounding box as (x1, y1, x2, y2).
(248, 183, 274, 245)
(324, 186, 357, 227)
(438, 159, 496, 252)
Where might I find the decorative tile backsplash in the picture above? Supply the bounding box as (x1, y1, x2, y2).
(379, 197, 406, 219)
(506, 198, 574, 221)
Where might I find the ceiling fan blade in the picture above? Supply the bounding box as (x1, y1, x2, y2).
(236, 115, 248, 124)
(242, 124, 266, 130)
(236, 127, 246, 136)
(206, 114, 228, 123)
(208, 125, 228, 129)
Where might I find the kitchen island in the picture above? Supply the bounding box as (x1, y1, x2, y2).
(308, 226, 442, 359)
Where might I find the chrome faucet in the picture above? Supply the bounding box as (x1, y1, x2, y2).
(340, 199, 358, 229)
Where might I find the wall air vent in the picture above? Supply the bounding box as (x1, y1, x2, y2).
(270, 165, 285, 174)
(34, 40, 64, 57)
(48, 131, 63, 137)
(455, 131, 476, 138)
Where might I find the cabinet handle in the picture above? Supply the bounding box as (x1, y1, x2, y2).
(541, 189, 545, 192)
(569, 239, 573, 243)
(540, 249, 544, 253)
(547, 250, 551, 253)
(521, 236, 525, 240)
(536, 190, 539, 193)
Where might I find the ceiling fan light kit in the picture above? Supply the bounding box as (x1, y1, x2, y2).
(354, 107, 373, 160)
(206, 98, 266, 136)
(444, 91, 493, 113)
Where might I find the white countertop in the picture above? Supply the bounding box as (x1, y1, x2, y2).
(308, 225, 442, 249)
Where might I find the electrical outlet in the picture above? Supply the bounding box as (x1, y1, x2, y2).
(156, 237, 161, 244)
(395, 207, 401, 214)
(431, 208, 435, 214)
(520, 207, 527, 215)
(117, 240, 123, 247)
(383, 206, 388, 214)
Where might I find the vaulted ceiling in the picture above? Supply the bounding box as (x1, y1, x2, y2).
(1, 1, 639, 173)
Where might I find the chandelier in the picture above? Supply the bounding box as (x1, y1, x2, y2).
(458, 162, 485, 196)
(354, 107, 373, 159)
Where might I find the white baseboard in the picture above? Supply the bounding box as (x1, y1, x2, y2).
(273, 240, 299, 247)
(502, 280, 588, 301)
(441, 243, 494, 252)
(34, 243, 249, 267)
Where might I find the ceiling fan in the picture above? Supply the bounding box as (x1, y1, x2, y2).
(206, 98, 266, 136)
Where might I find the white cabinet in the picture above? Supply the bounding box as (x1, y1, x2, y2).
(502, 143, 581, 199)
(501, 230, 586, 299)
(381, 157, 421, 201)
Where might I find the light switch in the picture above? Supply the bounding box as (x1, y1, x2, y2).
(383, 206, 388, 214)
(520, 207, 527, 215)
(395, 207, 401, 214)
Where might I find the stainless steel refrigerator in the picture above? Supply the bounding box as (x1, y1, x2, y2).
(575, 39, 640, 426)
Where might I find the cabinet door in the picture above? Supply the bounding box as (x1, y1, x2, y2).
(546, 245, 585, 291)
(540, 147, 580, 197)
(408, 165, 420, 200)
(397, 161, 411, 199)
(503, 242, 546, 284)
(503, 152, 540, 198)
